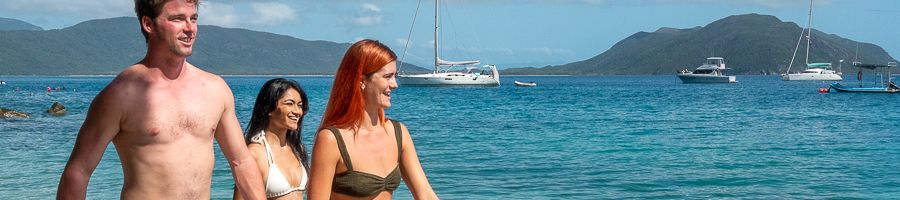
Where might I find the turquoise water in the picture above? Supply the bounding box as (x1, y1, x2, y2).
(2, 75, 899, 199)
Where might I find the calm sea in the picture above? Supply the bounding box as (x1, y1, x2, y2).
(2, 75, 899, 199)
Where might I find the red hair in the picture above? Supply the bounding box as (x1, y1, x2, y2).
(320, 39, 397, 130)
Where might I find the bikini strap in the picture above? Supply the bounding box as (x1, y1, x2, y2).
(328, 127, 353, 171)
(253, 132, 276, 165)
(391, 120, 402, 159)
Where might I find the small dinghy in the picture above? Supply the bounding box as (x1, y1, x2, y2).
(514, 81, 537, 87)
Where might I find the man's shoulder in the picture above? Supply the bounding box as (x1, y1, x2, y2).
(187, 63, 228, 87)
(103, 65, 148, 93)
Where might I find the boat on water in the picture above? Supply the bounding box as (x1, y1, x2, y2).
(514, 81, 536, 87)
(781, 0, 843, 81)
(676, 57, 736, 83)
(783, 63, 843, 81)
(398, 0, 500, 86)
(829, 62, 898, 93)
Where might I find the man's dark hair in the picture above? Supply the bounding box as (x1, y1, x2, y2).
(134, 0, 200, 43)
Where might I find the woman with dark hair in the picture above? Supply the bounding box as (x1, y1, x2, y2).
(308, 39, 438, 200)
(234, 78, 310, 200)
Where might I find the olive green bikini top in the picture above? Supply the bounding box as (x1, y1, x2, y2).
(328, 120, 402, 197)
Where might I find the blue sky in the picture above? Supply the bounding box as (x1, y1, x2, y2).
(1, 0, 898, 69)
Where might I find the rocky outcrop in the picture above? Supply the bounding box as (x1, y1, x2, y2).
(1, 108, 29, 118)
(47, 102, 67, 116)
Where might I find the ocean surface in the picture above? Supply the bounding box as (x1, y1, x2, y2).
(2, 75, 899, 199)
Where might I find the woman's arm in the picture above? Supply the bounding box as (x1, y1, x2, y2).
(307, 129, 341, 200)
(396, 123, 439, 200)
(233, 144, 270, 200)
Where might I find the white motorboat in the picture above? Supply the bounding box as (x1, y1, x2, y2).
(677, 57, 736, 83)
(781, 0, 843, 81)
(513, 81, 536, 87)
(398, 0, 500, 86)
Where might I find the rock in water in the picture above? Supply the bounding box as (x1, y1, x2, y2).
(47, 102, 67, 116)
(1, 108, 30, 118)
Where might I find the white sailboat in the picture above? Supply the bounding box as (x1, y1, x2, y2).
(782, 0, 842, 81)
(398, 0, 500, 86)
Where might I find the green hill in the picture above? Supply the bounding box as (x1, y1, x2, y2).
(0, 17, 426, 75)
(503, 13, 897, 75)
(0, 17, 43, 31)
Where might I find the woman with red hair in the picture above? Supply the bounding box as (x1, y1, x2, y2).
(308, 39, 439, 200)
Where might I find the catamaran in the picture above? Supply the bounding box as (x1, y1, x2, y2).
(782, 0, 842, 81)
(398, 0, 500, 86)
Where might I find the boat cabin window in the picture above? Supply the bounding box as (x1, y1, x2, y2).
(802, 70, 820, 74)
(693, 69, 714, 74)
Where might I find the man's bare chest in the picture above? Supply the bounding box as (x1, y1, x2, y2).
(118, 90, 223, 144)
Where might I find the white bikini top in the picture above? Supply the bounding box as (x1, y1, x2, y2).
(252, 131, 308, 198)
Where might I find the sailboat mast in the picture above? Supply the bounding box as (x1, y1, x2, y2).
(434, 0, 440, 73)
(805, 0, 813, 65)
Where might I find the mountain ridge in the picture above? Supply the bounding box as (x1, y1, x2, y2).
(502, 13, 897, 75)
(0, 17, 427, 75)
(0, 17, 43, 31)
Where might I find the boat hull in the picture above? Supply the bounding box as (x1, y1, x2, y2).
(829, 82, 900, 93)
(399, 73, 499, 86)
(513, 81, 536, 87)
(782, 73, 842, 81)
(676, 74, 736, 83)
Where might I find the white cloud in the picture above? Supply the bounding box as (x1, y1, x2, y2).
(362, 3, 382, 13)
(0, 0, 132, 19)
(351, 3, 383, 27)
(250, 2, 297, 26)
(199, 2, 237, 27)
(395, 38, 410, 46)
(352, 16, 383, 26)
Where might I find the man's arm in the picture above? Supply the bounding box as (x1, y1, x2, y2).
(57, 88, 121, 200)
(233, 144, 269, 200)
(214, 82, 265, 200)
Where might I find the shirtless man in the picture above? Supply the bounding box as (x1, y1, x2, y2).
(56, 0, 264, 199)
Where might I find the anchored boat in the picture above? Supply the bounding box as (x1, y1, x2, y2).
(829, 62, 898, 93)
(676, 57, 736, 83)
(513, 81, 536, 87)
(781, 0, 843, 81)
(397, 0, 500, 86)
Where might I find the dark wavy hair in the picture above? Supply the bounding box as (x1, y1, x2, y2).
(244, 78, 310, 173)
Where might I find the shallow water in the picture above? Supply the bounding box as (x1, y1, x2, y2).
(2, 75, 899, 199)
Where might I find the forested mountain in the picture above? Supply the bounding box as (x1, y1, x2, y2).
(0, 17, 43, 31)
(0, 17, 426, 75)
(503, 14, 896, 75)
